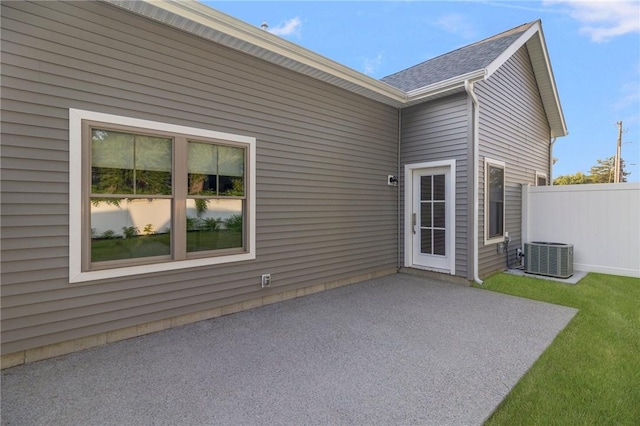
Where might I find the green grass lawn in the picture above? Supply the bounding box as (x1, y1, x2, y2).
(477, 273, 640, 425)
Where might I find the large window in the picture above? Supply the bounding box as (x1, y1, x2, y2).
(70, 110, 255, 282)
(484, 158, 505, 244)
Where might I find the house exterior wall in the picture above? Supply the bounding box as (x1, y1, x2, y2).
(0, 1, 399, 357)
(475, 45, 551, 277)
(399, 93, 471, 279)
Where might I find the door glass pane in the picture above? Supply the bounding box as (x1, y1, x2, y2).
(421, 202, 432, 227)
(433, 202, 445, 228)
(420, 176, 432, 201)
(186, 199, 243, 252)
(433, 174, 445, 200)
(90, 198, 171, 262)
(421, 228, 432, 254)
(433, 229, 446, 255)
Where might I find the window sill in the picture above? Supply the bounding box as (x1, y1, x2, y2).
(484, 237, 504, 246)
(70, 252, 255, 283)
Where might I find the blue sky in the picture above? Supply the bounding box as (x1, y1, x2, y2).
(207, 1, 640, 181)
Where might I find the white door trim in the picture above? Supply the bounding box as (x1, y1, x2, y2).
(404, 160, 456, 275)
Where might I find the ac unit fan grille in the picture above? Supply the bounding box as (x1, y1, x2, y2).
(524, 242, 573, 279)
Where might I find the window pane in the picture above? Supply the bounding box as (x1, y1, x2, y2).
(90, 198, 171, 262)
(186, 199, 243, 252)
(91, 129, 171, 195)
(537, 176, 547, 186)
(188, 142, 218, 196)
(433, 202, 445, 228)
(421, 176, 432, 201)
(219, 146, 245, 196)
(421, 228, 432, 254)
(92, 130, 134, 194)
(433, 229, 446, 255)
(421, 202, 432, 227)
(218, 146, 244, 176)
(134, 136, 172, 195)
(488, 165, 504, 238)
(489, 166, 504, 202)
(219, 176, 244, 196)
(489, 201, 504, 237)
(433, 174, 445, 200)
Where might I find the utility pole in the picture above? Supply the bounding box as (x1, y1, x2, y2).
(614, 121, 623, 183)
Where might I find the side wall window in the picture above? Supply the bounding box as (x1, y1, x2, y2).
(535, 172, 548, 186)
(70, 109, 256, 283)
(484, 158, 505, 244)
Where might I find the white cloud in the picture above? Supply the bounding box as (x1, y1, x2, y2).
(613, 81, 640, 111)
(268, 17, 302, 38)
(544, 0, 640, 42)
(435, 13, 477, 39)
(363, 52, 384, 76)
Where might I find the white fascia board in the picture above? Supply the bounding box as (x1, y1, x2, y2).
(528, 24, 568, 137)
(485, 22, 540, 79)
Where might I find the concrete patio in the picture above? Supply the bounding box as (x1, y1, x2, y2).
(1, 273, 577, 425)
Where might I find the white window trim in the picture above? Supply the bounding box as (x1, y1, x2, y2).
(535, 171, 548, 186)
(69, 109, 256, 283)
(484, 158, 506, 245)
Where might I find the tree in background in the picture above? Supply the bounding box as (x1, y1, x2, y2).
(589, 156, 630, 183)
(554, 156, 630, 185)
(553, 172, 592, 185)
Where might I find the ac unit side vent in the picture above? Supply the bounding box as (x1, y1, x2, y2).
(524, 242, 573, 279)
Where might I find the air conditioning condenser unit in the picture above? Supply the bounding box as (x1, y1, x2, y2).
(524, 242, 573, 279)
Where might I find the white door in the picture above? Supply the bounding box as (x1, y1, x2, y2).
(407, 162, 455, 273)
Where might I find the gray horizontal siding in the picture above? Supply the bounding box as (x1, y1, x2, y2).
(400, 93, 471, 278)
(0, 1, 399, 354)
(476, 46, 551, 277)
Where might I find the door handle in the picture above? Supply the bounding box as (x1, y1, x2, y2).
(412, 213, 417, 234)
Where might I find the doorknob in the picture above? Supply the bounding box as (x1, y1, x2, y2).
(412, 213, 417, 234)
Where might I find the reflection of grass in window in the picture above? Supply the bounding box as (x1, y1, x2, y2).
(91, 230, 242, 261)
(187, 229, 242, 252)
(91, 233, 171, 262)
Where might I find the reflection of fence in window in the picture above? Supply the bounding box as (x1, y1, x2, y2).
(91, 199, 172, 238)
(91, 198, 243, 238)
(186, 199, 243, 230)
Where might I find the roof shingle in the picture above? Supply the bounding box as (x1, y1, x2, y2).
(381, 22, 534, 91)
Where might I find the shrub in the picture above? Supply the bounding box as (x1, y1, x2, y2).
(101, 229, 115, 239)
(122, 226, 139, 239)
(202, 217, 220, 231)
(224, 214, 243, 233)
(143, 223, 154, 235)
(186, 216, 202, 231)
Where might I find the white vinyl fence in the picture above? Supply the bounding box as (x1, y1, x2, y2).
(522, 183, 640, 278)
